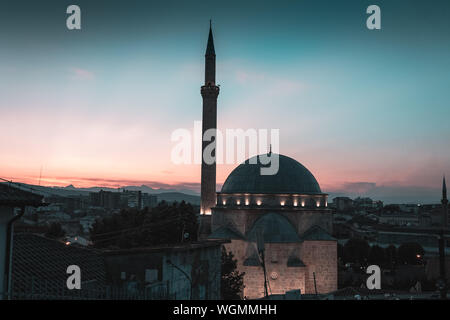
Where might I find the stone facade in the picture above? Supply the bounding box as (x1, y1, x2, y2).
(212, 206, 333, 238)
(222, 237, 337, 299)
(211, 202, 337, 299)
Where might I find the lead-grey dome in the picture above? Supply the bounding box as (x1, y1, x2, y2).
(221, 154, 322, 194)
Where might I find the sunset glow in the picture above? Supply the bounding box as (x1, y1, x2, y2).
(1, 0, 449, 204)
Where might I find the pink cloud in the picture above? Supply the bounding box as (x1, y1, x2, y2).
(69, 67, 94, 80)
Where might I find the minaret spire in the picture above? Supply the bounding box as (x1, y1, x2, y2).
(442, 175, 448, 228)
(443, 175, 447, 200)
(206, 20, 215, 56)
(200, 22, 220, 217)
(205, 20, 216, 85)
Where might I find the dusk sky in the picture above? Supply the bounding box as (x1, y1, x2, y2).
(1, 0, 449, 203)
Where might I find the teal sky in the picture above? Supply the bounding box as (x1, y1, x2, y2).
(1, 0, 449, 203)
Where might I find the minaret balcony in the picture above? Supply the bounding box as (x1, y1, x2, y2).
(201, 85, 220, 97)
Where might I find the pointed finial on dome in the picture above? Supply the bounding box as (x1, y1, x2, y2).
(268, 144, 272, 156)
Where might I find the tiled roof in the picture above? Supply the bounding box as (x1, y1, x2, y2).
(0, 183, 43, 207)
(301, 225, 336, 241)
(11, 233, 106, 297)
(208, 226, 244, 240)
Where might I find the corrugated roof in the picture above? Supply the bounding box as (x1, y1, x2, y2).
(11, 233, 106, 296)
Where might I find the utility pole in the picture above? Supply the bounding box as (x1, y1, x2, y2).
(313, 272, 318, 296)
(259, 249, 269, 298)
(256, 231, 269, 298)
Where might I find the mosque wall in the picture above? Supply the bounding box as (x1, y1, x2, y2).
(212, 207, 333, 237)
(301, 240, 338, 294)
(223, 239, 337, 298)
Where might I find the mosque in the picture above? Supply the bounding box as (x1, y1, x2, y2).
(198, 24, 337, 299)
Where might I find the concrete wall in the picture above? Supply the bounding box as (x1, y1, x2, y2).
(104, 244, 222, 300)
(163, 245, 221, 300)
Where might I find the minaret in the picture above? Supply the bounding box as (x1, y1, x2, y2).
(200, 21, 219, 215)
(442, 176, 448, 228)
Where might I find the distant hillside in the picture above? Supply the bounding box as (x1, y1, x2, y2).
(156, 192, 200, 205)
(62, 184, 199, 196)
(1, 182, 200, 205)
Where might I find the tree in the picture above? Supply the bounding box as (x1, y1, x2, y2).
(385, 245, 398, 269)
(383, 204, 401, 213)
(45, 222, 66, 239)
(221, 247, 245, 300)
(90, 201, 199, 249)
(368, 245, 385, 265)
(398, 242, 424, 265)
(343, 238, 370, 265)
(337, 243, 344, 265)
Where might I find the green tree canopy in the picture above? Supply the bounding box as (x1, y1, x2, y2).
(398, 242, 424, 265)
(90, 200, 198, 249)
(385, 244, 398, 268)
(343, 238, 370, 265)
(45, 222, 66, 239)
(221, 247, 245, 300)
(368, 245, 385, 265)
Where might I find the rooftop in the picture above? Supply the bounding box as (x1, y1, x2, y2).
(0, 183, 44, 207)
(221, 154, 323, 195)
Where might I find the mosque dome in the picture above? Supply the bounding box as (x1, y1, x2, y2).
(221, 154, 322, 194)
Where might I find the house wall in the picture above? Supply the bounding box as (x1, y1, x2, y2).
(0, 206, 15, 299)
(103, 252, 164, 285)
(104, 243, 222, 300)
(162, 245, 222, 300)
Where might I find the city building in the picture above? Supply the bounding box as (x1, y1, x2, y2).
(333, 197, 354, 212)
(378, 212, 419, 227)
(90, 190, 121, 209)
(142, 193, 158, 208)
(121, 190, 142, 209)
